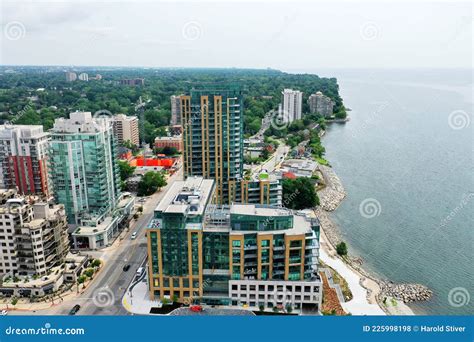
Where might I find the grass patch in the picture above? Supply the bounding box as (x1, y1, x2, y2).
(320, 261, 353, 301)
(316, 157, 330, 166)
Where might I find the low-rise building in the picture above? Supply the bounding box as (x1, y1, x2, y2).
(154, 135, 183, 152)
(146, 177, 322, 313)
(70, 192, 135, 250)
(279, 159, 319, 178)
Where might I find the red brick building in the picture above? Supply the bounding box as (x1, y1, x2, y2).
(154, 135, 183, 152)
(0, 125, 51, 196)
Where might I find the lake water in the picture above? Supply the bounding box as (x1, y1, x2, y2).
(317, 69, 473, 315)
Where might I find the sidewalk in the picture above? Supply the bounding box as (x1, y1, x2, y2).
(122, 280, 159, 315)
(319, 236, 386, 315)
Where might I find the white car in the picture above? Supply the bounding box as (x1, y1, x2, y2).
(1, 309, 7, 315)
(131, 232, 137, 240)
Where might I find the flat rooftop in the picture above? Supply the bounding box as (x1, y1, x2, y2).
(230, 205, 315, 236)
(230, 204, 290, 217)
(155, 177, 214, 216)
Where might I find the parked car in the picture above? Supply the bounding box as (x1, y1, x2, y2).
(69, 304, 81, 315)
(123, 264, 131, 272)
(131, 232, 137, 240)
(1, 309, 8, 315)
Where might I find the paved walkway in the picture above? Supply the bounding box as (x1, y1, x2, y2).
(122, 280, 159, 315)
(319, 239, 386, 315)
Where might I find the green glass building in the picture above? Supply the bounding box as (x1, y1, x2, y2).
(147, 177, 322, 313)
(49, 111, 121, 224)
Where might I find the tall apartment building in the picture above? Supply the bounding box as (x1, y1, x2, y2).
(78, 73, 89, 81)
(65, 72, 77, 82)
(0, 190, 69, 277)
(181, 86, 244, 204)
(308, 91, 334, 117)
(119, 78, 145, 86)
(49, 111, 121, 224)
(181, 85, 282, 205)
(170, 95, 182, 125)
(281, 89, 303, 123)
(0, 125, 51, 196)
(112, 114, 140, 146)
(147, 177, 322, 312)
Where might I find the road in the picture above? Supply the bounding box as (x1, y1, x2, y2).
(251, 143, 289, 174)
(251, 110, 274, 140)
(14, 167, 182, 316)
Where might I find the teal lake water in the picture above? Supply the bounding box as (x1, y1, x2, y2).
(318, 69, 473, 315)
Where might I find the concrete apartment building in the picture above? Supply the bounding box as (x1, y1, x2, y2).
(0, 192, 69, 277)
(0, 190, 89, 297)
(181, 85, 282, 205)
(308, 91, 335, 117)
(0, 125, 51, 197)
(146, 177, 322, 312)
(281, 89, 303, 123)
(78, 73, 89, 81)
(119, 78, 145, 86)
(112, 114, 140, 146)
(170, 95, 182, 125)
(65, 72, 77, 82)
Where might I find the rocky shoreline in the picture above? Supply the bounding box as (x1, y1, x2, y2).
(315, 164, 433, 312)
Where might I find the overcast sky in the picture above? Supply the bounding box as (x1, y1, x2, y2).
(0, 0, 472, 71)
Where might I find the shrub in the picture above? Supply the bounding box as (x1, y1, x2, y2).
(336, 241, 348, 256)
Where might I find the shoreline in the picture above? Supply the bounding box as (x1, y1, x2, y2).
(315, 165, 421, 315)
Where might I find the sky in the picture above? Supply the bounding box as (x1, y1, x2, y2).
(0, 0, 472, 71)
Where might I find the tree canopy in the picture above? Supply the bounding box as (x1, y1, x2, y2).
(282, 177, 319, 210)
(137, 171, 167, 196)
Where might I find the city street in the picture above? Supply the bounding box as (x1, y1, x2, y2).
(251, 143, 290, 174)
(12, 168, 183, 316)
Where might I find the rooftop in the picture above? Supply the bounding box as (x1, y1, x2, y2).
(155, 177, 214, 216)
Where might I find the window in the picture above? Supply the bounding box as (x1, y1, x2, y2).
(232, 240, 241, 247)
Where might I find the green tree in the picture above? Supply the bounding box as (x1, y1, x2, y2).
(118, 160, 136, 181)
(282, 177, 319, 210)
(137, 171, 167, 196)
(154, 146, 178, 156)
(336, 241, 348, 256)
(91, 259, 102, 268)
